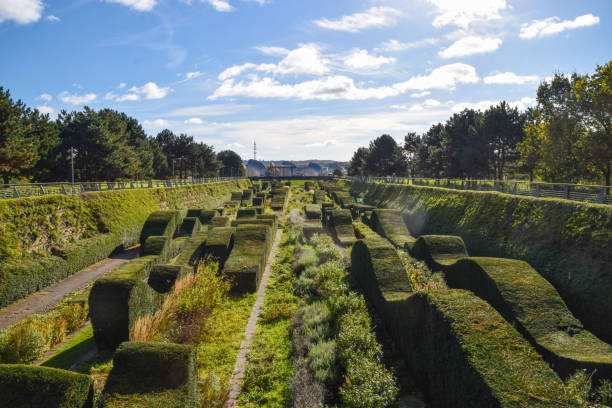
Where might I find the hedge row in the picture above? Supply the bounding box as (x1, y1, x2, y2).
(177, 217, 202, 237)
(139, 210, 182, 244)
(0, 180, 249, 309)
(443, 257, 612, 383)
(350, 236, 572, 407)
(0, 364, 94, 407)
(369, 209, 415, 250)
(203, 227, 235, 266)
(270, 188, 289, 211)
(223, 224, 275, 292)
(101, 341, 198, 407)
(211, 216, 231, 228)
(410, 234, 468, 268)
(304, 204, 322, 220)
(326, 209, 356, 247)
(349, 180, 612, 345)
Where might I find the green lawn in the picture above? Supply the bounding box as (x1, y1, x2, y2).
(42, 325, 95, 370)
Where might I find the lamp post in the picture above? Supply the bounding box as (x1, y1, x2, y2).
(69, 147, 75, 193)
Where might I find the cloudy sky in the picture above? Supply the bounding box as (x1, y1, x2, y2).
(0, 0, 609, 161)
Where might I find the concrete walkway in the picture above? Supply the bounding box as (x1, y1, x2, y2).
(223, 228, 283, 408)
(0, 247, 139, 330)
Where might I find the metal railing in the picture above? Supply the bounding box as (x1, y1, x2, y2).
(342, 176, 612, 205)
(1, 177, 247, 199)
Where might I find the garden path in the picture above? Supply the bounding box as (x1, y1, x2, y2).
(0, 247, 139, 330)
(223, 228, 283, 408)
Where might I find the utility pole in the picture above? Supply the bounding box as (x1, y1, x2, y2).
(69, 147, 75, 194)
(254, 141, 257, 161)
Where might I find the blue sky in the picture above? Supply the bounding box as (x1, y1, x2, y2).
(0, 0, 609, 161)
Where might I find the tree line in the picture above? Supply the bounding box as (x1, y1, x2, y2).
(0, 87, 245, 184)
(348, 61, 611, 186)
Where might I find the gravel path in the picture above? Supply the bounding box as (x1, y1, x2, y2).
(0, 247, 139, 330)
(223, 228, 283, 408)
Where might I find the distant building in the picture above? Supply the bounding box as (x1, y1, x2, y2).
(246, 159, 266, 177)
(267, 162, 296, 177)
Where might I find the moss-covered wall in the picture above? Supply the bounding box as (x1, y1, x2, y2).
(349, 181, 612, 344)
(0, 180, 250, 308)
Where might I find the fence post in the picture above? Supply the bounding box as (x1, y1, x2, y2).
(534, 185, 540, 198)
(39, 185, 45, 195)
(597, 189, 605, 204)
(61, 184, 67, 194)
(512, 183, 517, 195)
(563, 186, 569, 200)
(13, 186, 20, 198)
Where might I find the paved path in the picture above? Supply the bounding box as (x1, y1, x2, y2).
(0, 247, 139, 330)
(223, 228, 283, 408)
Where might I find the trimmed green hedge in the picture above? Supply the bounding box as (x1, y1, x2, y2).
(350, 237, 572, 407)
(327, 209, 356, 247)
(140, 211, 182, 244)
(141, 235, 171, 257)
(173, 233, 208, 267)
(223, 224, 274, 292)
(210, 216, 231, 228)
(237, 208, 259, 218)
(271, 188, 289, 211)
(89, 255, 162, 349)
(444, 257, 612, 383)
(370, 209, 415, 250)
(178, 217, 201, 237)
(252, 197, 263, 206)
(350, 181, 612, 344)
(410, 234, 468, 269)
(148, 264, 191, 293)
(101, 341, 198, 408)
(203, 227, 235, 266)
(0, 180, 249, 309)
(313, 190, 326, 204)
(230, 191, 243, 201)
(304, 204, 322, 220)
(0, 364, 94, 408)
(231, 218, 276, 230)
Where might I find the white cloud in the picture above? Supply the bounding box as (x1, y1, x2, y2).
(143, 119, 169, 128)
(103, 92, 118, 100)
(427, 0, 508, 28)
(59, 91, 97, 105)
(438, 36, 502, 58)
(36, 105, 54, 115)
(118, 82, 126, 88)
(167, 104, 251, 117)
(378, 38, 439, 52)
(306, 140, 340, 148)
(314, 6, 403, 33)
(452, 96, 536, 112)
(36, 93, 52, 102)
(519, 14, 600, 39)
(227, 142, 245, 149)
(219, 44, 329, 79)
(184, 117, 203, 124)
(129, 82, 171, 99)
(411, 91, 431, 98)
(344, 49, 395, 70)
(116, 93, 140, 102)
(254, 46, 291, 56)
(105, 0, 156, 12)
(46, 15, 59, 22)
(393, 63, 479, 91)
(202, 0, 233, 12)
(211, 63, 479, 101)
(484, 72, 539, 85)
(0, 0, 44, 24)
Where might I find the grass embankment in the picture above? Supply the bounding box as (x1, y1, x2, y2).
(0, 285, 89, 364)
(348, 180, 612, 346)
(0, 179, 249, 309)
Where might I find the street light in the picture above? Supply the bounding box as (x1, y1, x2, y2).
(68, 147, 76, 193)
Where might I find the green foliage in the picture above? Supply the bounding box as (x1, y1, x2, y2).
(101, 341, 199, 407)
(218, 150, 246, 177)
(176, 262, 229, 320)
(0, 364, 94, 408)
(0, 179, 249, 309)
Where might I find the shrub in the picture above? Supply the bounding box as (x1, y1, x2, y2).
(177, 217, 202, 237)
(370, 209, 415, 250)
(410, 234, 469, 269)
(309, 339, 338, 384)
(139, 210, 182, 244)
(210, 216, 231, 227)
(260, 292, 297, 323)
(0, 318, 47, 363)
(304, 204, 322, 220)
(203, 227, 234, 266)
(101, 341, 199, 407)
(0, 364, 94, 408)
(176, 262, 229, 320)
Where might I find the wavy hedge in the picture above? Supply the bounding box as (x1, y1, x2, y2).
(0, 364, 94, 407)
(0, 180, 249, 309)
(350, 237, 573, 407)
(326, 209, 356, 247)
(304, 204, 322, 220)
(444, 257, 612, 382)
(203, 227, 235, 266)
(101, 341, 198, 407)
(350, 181, 612, 345)
(410, 234, 468, 269)
(140, 210, 182, 243)
(369, 209, 415, 250)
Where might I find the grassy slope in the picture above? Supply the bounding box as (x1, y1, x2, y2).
(349, 181, 612, 345)
(0, 180, 249, 308)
